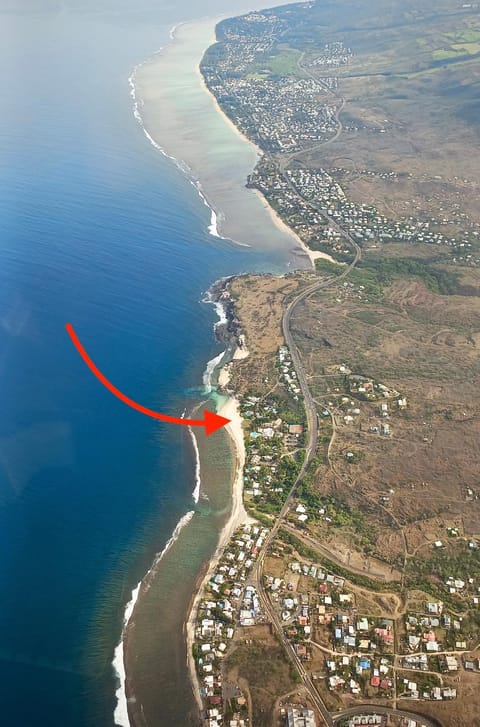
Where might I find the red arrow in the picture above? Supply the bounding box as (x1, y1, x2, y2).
(65, 323, 230, 436)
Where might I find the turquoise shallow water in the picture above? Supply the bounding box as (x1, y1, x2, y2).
(0, 1, 291, 725)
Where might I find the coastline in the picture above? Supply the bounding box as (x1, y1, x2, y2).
(185, 364, 254, 715)
(196, 34, 343, 269)
(195, 59, 322, 270)
(133, 16, 311, 265)
(252, 186, 341, 267)
(117, 7, 320, 726)
(194, 61, 263, 159)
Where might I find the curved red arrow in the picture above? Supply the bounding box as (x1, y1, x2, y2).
(65, 323, 230, 436)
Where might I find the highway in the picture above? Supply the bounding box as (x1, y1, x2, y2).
(247, 97, 443, 725)
(251, 251, 360, 727)
(249, 214, 444, 726)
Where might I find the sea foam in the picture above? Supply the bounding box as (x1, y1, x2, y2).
(202, 350, 225, 394)
(128, 55, 227, 243)
(188, 427, 202, 504)
(113, 509, 195, 727)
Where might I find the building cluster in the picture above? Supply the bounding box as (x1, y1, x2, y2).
(333, 165, 480, 262)
(404, 604, 468, 659)
(398, 678, 456, 702)
(284, 705, 317, 726)
(326, 654, 394, 698)
(286, 168, 477, 261)
(278, 345, 302, 398)
(306, 41, 352, 68)
(348, 375, 400, 403)
(192, 523, 269, 727)
(343, 717, 385, 727)
(240, 351, 305, 510)
(217, 11, 284, 73)
(242, 396, 284, 501)
(248, 159, 350, 257)
(203, 3, 480, 275)
(263, 556, 466, 706)
(202, 12, 344, 152)
(312, 372, 404, 445)
(215, 76, 338, 153)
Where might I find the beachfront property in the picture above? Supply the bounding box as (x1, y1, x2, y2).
(201, 9, 479, 269)
(248, 160, 479, 265)
(192, 522, 269, 726)
(239, 346, 306, 517)
(202, 13, 341, 153)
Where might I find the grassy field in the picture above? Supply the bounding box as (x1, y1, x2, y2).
(249, 47, 302, 78)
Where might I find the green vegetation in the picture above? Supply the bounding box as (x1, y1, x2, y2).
(295, 481, 377, 551)
(310, 242, 354, 264)
(407, 542, 480, 591)
(276, 528, 400, 592)
(352, 256, 460, 298)
(315, 258, 345, 276)
(432, 48, 464, 61)
(251, 455, 302, 515)
(431, 28, 480, 61)
(249, 47, 303, 78)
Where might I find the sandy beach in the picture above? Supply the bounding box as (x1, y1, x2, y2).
(252, 187, 341, 267)
(125, 6, 334, 724)
(196, 66, 320, 270)
(185, 390, 253, 712)
(134, 16, 311, 267)
(195, 30, 343, 270)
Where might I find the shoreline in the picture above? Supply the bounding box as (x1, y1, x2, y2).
(195, 59, 321, 270)
(133, 12, 312, 265)
(117, 7, 322, 725)
(185, 366, 254, 716)
(252, 186, 341, 267)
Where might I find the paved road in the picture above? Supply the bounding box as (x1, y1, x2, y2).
(251, 245, 448, 726)
(248, 86, 445, 727)
(333, 704, 444, 727)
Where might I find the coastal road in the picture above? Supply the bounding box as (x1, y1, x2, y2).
(248, 64, 443, 727)
(251, 264, 362, 726)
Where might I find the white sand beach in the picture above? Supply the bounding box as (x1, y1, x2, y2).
(185, 390, 253, 711)
(133, 15, 311, 267)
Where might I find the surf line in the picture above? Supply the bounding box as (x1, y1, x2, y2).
(65, 323, 230, 435)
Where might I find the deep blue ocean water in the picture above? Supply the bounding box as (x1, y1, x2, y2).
(0, 1, 286, 724)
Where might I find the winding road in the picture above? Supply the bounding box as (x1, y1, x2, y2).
(244, 53, 445, 727)
(249, 166, 443, 727)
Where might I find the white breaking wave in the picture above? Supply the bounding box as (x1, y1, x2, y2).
(169, 22, 185, 40)
(214, 300, 227, 328)
(183, 409, 202, 504)
(194, 182, 227, 239)
(188, 427, 202, 504)
(202, 350, 225, 394)
(202, 287, 229, 337)
(209, 209, 220, 237)
(128, 33, 252, 247)
(128, 55, 225, 241)
(113, 509, 195, 727)
(112, 581, 140, 727)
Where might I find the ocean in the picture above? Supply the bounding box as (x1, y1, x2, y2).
(0, 1, 291, 725)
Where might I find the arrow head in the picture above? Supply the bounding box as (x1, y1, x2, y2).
(203, 409, 231, 436)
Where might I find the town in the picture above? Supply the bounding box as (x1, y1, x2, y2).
(193, 1, 480, 725)
(201, 8, 480, 270)
(190, 335, 480, 726)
